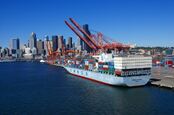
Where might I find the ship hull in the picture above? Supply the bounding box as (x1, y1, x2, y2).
(62, 66, 150, 87)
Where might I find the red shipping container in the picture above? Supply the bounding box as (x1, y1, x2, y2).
(166, 61, 173, 65)
(84, 65, 89, 70)
(115, 70, 122, 75)
(102, 67, 109, 70)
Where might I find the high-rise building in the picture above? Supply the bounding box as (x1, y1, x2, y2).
(77, 37, 83, 51)
(83, 24, 92, 52)
(44, 35, 49, 56)
(67, 37, 73, 49)
(12, 38, 20, 50)
(52, 35, 58, 52)
(72, 42, 76, 50)
(11, 38, 20, 58)
(29, 32, 37, 49)
(37, 39, 44, 55)
(58, 35, 63, 50)
(63, 38, 66, 48)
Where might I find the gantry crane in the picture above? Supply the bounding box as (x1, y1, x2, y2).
(65, 18, 130, 53)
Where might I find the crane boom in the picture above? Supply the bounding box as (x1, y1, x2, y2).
(69, 18, 100, 49)
(65, 20, 97, 50)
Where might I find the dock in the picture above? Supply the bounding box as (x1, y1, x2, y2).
(151, 67, 174, 89)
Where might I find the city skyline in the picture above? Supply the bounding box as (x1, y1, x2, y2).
(0, 0, 174, 47)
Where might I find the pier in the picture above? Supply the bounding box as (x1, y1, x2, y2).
(151, 67, 174, 89)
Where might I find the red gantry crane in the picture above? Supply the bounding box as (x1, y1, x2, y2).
(65, 18, 130, 52)
(47, 18, 131, 62)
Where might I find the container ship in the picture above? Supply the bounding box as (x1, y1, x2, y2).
(46, 18, 152, 87)
(51, 53, 152, 87)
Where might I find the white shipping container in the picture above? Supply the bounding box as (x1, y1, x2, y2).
(68, 60, 71, 63)
(89, 64, 93, 70)
(103, 65, 108, 68)
(85, 61, 89, 65)
(76, 61, 80, 65)
(95, 62, 99, 69)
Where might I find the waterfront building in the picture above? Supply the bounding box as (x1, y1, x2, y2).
(0, 48, 10, 58)
(11, 38, 20, 58)
(23, 47, 32, 59)
(37, 39, 44, 55)
(21, 44, 27, 52)
(29, 32, 37, 49)
(1, 48, 4, 58)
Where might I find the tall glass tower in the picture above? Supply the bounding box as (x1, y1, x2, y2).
(12, 38, 20, 50)
(29, 32, 37, 49)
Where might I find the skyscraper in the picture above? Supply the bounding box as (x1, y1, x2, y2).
(58, 35, 63, 50)
(44, 35, 49, 56)
(37, 39, 44, 55)
(52, 35, 58, 52)
(63, 38, 66, 48)
(11, 38, 20, 58)
(29, 32, 37, 49)
(77, 37, 83, 51)
(83, 24, 92, 52)
(12, 38, 20, 50)
(67, 37, 72, 49)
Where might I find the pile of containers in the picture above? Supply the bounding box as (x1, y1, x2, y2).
(98, 62, 115, 75)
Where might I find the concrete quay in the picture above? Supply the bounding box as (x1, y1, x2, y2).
(151, 67, 174, 89)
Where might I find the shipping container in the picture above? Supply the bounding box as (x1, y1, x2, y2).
(84, 65, 89, 70)
(85, 61, 89, 65)
(103, 65, 108, 68)
(88, 64, 94, 70)
(108, 62, 114, 66)
(115, 70, 122, 76)
(166, 60, 173, 65)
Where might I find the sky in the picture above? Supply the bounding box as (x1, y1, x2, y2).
(0, 0, 174, 47)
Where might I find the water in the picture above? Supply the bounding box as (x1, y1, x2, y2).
(0, 62, 174, 115)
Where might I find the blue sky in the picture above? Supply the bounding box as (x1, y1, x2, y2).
(0, 0, 174, 47)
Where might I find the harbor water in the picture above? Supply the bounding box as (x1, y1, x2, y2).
(0, 62, 174, 115)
